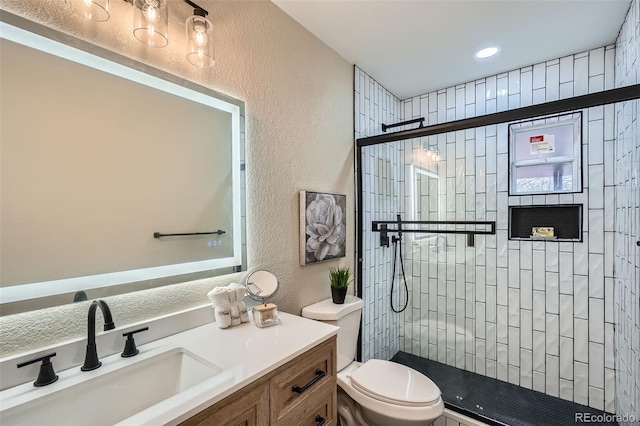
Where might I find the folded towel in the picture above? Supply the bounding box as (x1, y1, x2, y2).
(228, 286, 237, 303)
(230, 283, 246, 301)
(214, 306, 231, 329)
(230, 304, 241, 326)
(208, 286, 230, 306)
(238, 301, 249, 323)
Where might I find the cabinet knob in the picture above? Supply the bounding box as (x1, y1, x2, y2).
(315, 415, 326, 426)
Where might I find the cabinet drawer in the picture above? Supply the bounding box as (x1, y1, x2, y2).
(270, 337, 336, 423)
(277, 386, 336, 426)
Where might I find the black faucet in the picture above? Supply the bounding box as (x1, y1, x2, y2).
(81, 299, 116, 371)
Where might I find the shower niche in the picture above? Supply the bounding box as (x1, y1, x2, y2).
(508, 204, 583, 241)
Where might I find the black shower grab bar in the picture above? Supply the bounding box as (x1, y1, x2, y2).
(372, 220, 495, 234)
(381, 117, 425, 132)
(371, 220, 496, 247)
(153, 230, 225, 239)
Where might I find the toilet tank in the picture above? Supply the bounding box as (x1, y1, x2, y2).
(301, 296, 364, 371)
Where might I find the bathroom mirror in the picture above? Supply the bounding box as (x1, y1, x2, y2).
(406, 165, 441, 242)
(245, 271, 280, 303)
(0, 14, 246, 315)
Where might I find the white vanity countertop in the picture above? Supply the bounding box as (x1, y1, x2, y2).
(0, 311, 338, 426)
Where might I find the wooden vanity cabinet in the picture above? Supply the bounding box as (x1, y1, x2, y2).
(181, 336, 337, 426)
(183, 380, 270, 426)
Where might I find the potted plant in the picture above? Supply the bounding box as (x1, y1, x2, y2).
(329, 266, 352, 304)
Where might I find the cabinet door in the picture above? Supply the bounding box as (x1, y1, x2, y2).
(180, 380, 269, 426)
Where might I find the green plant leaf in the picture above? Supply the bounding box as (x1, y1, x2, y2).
(329, 266, 352, 288)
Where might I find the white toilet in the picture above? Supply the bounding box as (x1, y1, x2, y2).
(302, 296, 444, 426)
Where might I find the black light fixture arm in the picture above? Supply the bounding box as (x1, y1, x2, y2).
(123, 0, 208, 16)
(381, 117, 425, 132)
(184, 0, 208, 16)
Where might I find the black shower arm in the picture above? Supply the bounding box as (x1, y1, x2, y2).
(381, 118, 425, 132)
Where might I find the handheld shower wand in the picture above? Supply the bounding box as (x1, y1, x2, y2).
(390, 214, 409, 313)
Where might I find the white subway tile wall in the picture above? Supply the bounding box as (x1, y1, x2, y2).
(614, 0, 640, 423)
(354, 68, 402, 362)
(355, 1, 638, 418)
(356, 43, 622, 413)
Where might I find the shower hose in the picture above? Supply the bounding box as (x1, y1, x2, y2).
(390, 234, 409, 313)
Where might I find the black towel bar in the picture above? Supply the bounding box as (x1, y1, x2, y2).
(153, 230, 225, 239)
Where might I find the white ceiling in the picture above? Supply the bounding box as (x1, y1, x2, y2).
(272, 0, 632, 100)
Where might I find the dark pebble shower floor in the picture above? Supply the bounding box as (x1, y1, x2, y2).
(391, 352, 619, 426)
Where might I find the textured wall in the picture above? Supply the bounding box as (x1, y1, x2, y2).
(0, 0, 353, 357)
(614, 0, 640, 423)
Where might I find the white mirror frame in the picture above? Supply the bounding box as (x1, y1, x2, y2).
(0, 14, 246, 309)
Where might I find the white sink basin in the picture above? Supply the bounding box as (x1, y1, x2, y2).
(1, 348, 224, 426)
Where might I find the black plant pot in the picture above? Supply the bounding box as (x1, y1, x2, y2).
(331, 286, 347, 304)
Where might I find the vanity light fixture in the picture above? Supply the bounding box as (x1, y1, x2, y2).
(65, 0, 110, 22)
(66, 0, 215, 68)
(474, 45, 500, 60)
(185, 1, 215, 68)
(132, 0, 169, 48)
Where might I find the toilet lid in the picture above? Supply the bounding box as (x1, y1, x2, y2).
(350, 360, 441, 407)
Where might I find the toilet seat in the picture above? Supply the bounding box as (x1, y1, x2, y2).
(349, 360, 441, 407)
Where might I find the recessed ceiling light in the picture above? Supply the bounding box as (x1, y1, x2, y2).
(474, 46, 500, 59)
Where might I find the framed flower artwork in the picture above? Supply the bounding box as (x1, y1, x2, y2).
(299, 191, 347, 265)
